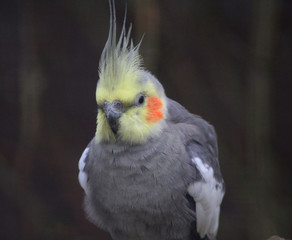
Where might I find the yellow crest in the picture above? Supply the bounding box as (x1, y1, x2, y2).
(98, 0, 144, 91)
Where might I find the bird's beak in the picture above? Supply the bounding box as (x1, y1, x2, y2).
(104, 100, 123, 134)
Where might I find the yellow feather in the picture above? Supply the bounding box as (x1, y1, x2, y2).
(95, 1, 166, 144)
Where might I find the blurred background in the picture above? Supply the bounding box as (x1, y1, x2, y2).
(0, 0, 291, 239)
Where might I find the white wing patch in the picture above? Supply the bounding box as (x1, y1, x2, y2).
(78, 147, 89, 195)
(187, 157, 224, 239)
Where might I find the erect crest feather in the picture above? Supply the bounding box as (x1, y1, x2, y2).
(98, 0, 143, 88)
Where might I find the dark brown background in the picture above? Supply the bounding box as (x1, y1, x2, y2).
(1, 0, 291, 239)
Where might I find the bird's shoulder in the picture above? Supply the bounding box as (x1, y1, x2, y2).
(167, 98, 225, 239)
(166, 97, 218, 162)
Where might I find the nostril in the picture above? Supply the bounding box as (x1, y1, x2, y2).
(103, 101, 110, 112)
(113, 100, 123, 110)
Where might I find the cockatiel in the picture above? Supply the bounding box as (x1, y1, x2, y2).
(78, 1, 225, 240)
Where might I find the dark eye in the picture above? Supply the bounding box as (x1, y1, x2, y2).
(138, 95, 145, 105)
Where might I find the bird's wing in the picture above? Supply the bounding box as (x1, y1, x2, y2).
(186, 141, 225, 239)
(167, 98, 225, 239)
(78, 142, 91, 195)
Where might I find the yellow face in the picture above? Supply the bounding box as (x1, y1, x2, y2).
(95, 75, 166, 144)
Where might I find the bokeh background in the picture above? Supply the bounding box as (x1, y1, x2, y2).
(1, 0, 291, 239)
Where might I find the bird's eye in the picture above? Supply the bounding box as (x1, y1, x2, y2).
(138, 95, 145, 105)
(135, 93, 146, 106)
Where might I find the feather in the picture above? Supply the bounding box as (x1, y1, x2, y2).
(98, 0, 143, 89)
(78, 147, 90, 195)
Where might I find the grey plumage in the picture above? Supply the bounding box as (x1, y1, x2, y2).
(78, 1, 225, 239)
(79, 98, 224, 240)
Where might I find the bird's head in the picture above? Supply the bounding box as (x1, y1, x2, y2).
(95, 2, 167, 144)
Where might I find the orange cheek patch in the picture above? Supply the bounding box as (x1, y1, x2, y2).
(146, 96, 164, 123)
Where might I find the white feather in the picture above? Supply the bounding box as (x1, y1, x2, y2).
(78, 147, 90, 195)
(187, 157, 224, 238)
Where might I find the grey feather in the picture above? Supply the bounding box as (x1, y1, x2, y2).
(79, 1, 224, 239)
(79, 97, 224, 240)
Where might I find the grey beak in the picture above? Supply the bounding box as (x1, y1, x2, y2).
(104, 100, 123, 134)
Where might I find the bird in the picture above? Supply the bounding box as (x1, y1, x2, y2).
(78, 1, 225, 240)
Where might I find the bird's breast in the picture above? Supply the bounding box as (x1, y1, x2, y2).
(90, 145, 189, 215)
